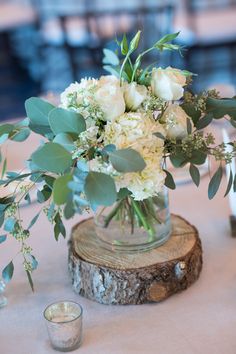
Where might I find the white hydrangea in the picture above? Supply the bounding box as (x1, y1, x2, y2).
(60, 75, 125, 126)
(104, 112, 166, 200)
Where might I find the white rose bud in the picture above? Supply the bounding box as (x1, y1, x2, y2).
(151, 67, 186, 101)
(123, 82, 147, 111)
(95, 75, 125, 121)
(162, 104, 192, 139)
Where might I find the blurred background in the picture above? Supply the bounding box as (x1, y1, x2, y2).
(0, 0, 236, 121)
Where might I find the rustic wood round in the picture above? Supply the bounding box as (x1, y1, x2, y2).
(68, 215, 203, 305)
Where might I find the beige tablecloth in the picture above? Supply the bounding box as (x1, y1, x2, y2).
(0, 135, 235, 354)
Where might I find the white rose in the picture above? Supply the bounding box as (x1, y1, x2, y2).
(151, 67, 186, 101)
(123, 82, 147, 111)
(95, 76, 125, 121)
(162, 104, 192, 139)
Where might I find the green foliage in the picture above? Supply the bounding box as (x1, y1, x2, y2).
(53, 212, 66, 240)
(53, 174, 73, 205)
(164, 169, 176, 190)
(84, 172, 117, 207)
(206, 97, 236, 120)
(103, 48, 119, 66)
(208, 166, 223, 199)
(25, 97, 54, 137)
(31, 142, 72, 173)
(2, 261, 14, 283)
(195, 113, 213, 130)
(224, 169, 233, 197)
(181, 103, 201, 125)
(0, 235, 7, 243)
(153, 32, 180, 51)
(37, 185, 51, 203)
(108, 148, 146, 173)
(53, 133, 75, 152)
(49, 108, 86, 135)
(27, 212, 41, 230)
(189, 164, 200, 187)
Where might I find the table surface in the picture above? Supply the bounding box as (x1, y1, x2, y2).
(0, 133, 235, 354)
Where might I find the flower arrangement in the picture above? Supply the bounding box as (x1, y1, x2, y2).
(0, 32, 236, 289)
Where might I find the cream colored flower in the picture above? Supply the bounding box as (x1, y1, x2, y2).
(104, 112, 166, 200)
(123, 82, 147, 111)
(162, 104, 191, 139)
(95, 76, 125, 121)
(151, 67, 186, 101)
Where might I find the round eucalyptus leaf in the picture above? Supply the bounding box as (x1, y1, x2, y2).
(53, 174, 73, 205)
(84, 172, 117, 207)
(31, 142, 72, 173)
(49, 108, 86, 135)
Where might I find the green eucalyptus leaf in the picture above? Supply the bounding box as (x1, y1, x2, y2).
(53, 133, 75, 152)
(108, 148, 146, 173)
(25, 97, 54, 126)
(181, 103, 201, 125)
(31, 142, 72, 173)
(84, 172, 117, 207)
(206, 97, 236, 119)
(196, 113, 213, 130)
(2, 261, 14, 283)
(9, 128, 31, 142)
(64, 199, 75, 219)
(189, 150, 207, 165)
(186, 118, 192, 134)
(49, 108, 86, 135)
(43, 175, 55, 189)
(0, 235, 7, 244)
(154, 132, 166, 140)
(170, 150, 187, 168)
(164, 169, 176, 190)
(224, 169, 233, 197)
(53, 174, 73, 205)
(4, 218, 16, 232)
(26, 270, 34, 292)
(28, 122, 53, 138)
(24, 193, 31, 205)
(28, 212, 41, 230)
(233, 174, 236, 193)
(103, 48, 119, 66)
(54, 212, 66, 240)
(208, 166, 223, 199)
(189, 164, 200, 187)
(37, 185, 52, 203)
(0, 124, 14, 139)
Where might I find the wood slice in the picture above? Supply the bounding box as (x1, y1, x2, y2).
(68, 215, 202, 305)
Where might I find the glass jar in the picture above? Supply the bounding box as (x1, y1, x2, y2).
(94, 186, 171, 252)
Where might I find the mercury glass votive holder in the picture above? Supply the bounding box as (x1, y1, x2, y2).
(44, 301, 83, 352)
